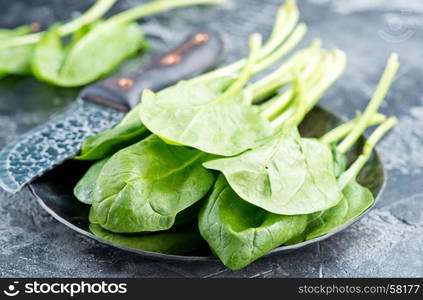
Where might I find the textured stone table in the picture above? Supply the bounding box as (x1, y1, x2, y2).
(0, 0, 422, 277)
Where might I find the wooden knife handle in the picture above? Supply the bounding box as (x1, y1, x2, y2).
(80, 29, 224, 112)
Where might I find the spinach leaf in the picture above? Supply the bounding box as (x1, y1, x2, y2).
(76, 104, 149, 161)
(0, 25, 35, 75)
(0, 0, 118, 76)
(30, 0, 225, 87)
(74, 158, 109, 204)
(31, 21, 147, 87)
(89, 224, 205, 255)
(91, 134, 215, 233)
(0, 45, 33, 75)
(199, 175, 309, 270)
(306, 181, 374, 240)
(296, 117, 398, 242)
(139, 35, 275, 156)
(0, 0, 224, 85)
(140, 81, 274, 156)
(204, 127, 342, 215)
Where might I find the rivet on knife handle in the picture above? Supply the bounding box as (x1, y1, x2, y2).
(80, 29, 224, 112)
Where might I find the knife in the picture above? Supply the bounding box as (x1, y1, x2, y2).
(0, 29, 223, 193)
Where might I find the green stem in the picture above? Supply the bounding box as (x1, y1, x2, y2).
(337, 53, 400, 154)
(270, 103, 294, 128)
(338, 117, 397, 190)
(192, 0, 299, 83)
(251, 23, 307, 76)
(221, 34, 262, 99)
(303, 50, 347, 113)
(288, 72, 309, 127)
(247, 35, 317, 104)
(60, 0, 117, 35)
(320, 113, 386, 144)
(270, 49, 346, 129)
(265, 0, 299, 56)
(261, 89, 294, 120)
(0, 0, 117, 49)
(109, 0, 226, 25)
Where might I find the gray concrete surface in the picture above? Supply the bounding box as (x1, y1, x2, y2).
(0, 0, 422, 277)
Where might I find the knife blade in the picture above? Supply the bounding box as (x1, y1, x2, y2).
(0, 29, 223, 193)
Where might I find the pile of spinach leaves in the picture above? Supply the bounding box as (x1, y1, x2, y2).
(0, 0, 225, 87)
(72, 0, 399, 270)
(199, 53, 398, 269)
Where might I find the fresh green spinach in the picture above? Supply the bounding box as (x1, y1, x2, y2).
(76, 0, 305, 160)
(0, 0, 117, 77)
(0, 0, 224, 85)
(91, 134, 215, 233)
(76, 105, 148, 161)
(74, 158, 109, 204)
(203, 62, 348, 215)
(31, 22, 147, 87)
(330, 144, 348, 177)
(69, 2, 400, 271)
(139, 35, 275, 156)
(306, 181, 374, 239)
(90, 224, 205, 254)
(204, 128, 343, 215)
(296, 117, 398, 241)
(0, 26, 33, 39)
(199, 175, 309, 270)
(0, 25, 35, 75)
(200, 116, 396, 270)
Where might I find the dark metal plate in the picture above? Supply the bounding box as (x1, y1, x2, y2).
(29, 106, 386, 261)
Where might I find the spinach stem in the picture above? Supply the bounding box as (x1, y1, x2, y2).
(270, 50, 346, 128)
(192, 0, 299, 83)
(337, 54, 400, 154)
(338, 117, 397, 190)
(247, 35, 317, 105)
(257, 41, 322, 116)
(0, 0, 117, 49)
(221, 34, 262, 99)
(109, 0, 227, 25)
(267, 55, 328, 128)
(320, 113, 386, 144)
(269, 52, 333, 127)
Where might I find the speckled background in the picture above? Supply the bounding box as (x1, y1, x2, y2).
(0, 0, 422, 277)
